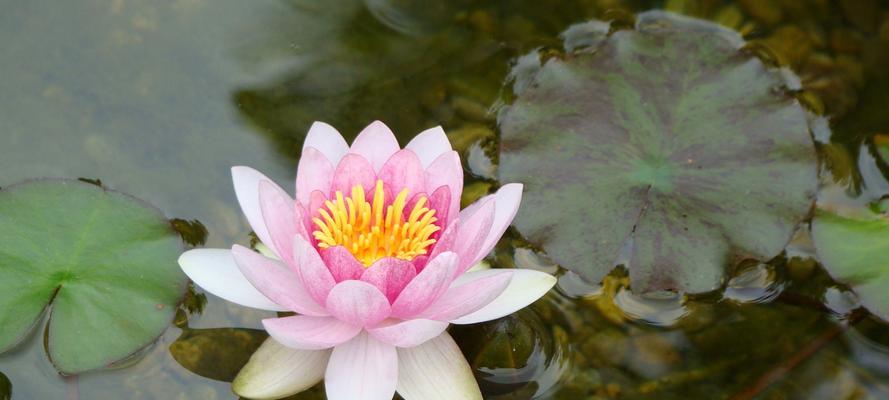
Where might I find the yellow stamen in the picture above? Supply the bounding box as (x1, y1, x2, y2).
(312, 180, 440, 266)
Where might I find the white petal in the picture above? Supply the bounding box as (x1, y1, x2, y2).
(450, 269, 556, 324)
(406, 126, 452, 168)
(232, 166, 291, 254)
(233, 338, 331, 400)
(396, 332, 481, 400)
(178, 249, 286, 311)
(304, 121, 349, 164)
(325, 332, 398, 400)
(480, 184, 523, 255)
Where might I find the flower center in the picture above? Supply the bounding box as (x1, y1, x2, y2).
(312, 180, 440, 266)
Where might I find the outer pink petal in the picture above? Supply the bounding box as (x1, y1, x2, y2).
(326, 280, 392, 327)
(330, 153, 377, 196)
(293, 235, 336, 306)
(367, 319, 448, 348)
(418, 270, 513, 321)
(231, 245, 328, 316)
(259, 180, 300, 265)
(304, 121, 349, 164)
(348, 120, 401, 172)
(232, 166, 289, 252)
(453, 198, 495, 275)
(406, 126, 452, 168)
(325, 333, 398, 400)
(424, 151, 463, 220)
(378, 149, 426, 199)
(296, 146, 335, 207)
(321, 246, 366, 282)
(390, 252, 459, 318)
(361, 258, 418, 303)
(479, 184, 523, 260)
(262, 315, 360, 350)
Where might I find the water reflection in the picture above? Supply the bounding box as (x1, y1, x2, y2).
(723, 263, 784, 304)
(613, 289, 689, 327)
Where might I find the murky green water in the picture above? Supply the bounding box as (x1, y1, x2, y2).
(2, 0, 889, 398)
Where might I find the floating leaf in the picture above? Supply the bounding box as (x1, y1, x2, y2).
(498, 11, 817, 293)
(0, 179, 187, 374)
(170, 327, 267, 382)
(811, 207, 889, 320)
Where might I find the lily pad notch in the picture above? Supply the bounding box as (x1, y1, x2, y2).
(0, 179, 188, 374)
(498, 11, 818, 294)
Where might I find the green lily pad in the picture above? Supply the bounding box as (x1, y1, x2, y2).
(811, 207, 889, 320)
(498, 11, 817, 293)
(0, 179, 187, 374)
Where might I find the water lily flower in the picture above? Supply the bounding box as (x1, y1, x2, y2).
(179, 121, 556, 400)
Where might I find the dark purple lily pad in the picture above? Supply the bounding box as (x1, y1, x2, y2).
(498, 11, 817, 293)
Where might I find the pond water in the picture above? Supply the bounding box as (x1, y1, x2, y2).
(2, 0, 889, 399)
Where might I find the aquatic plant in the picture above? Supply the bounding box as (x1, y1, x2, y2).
(499, 11, 818, 294)
(179, 121, 556, 399)
(0, 180, 187, 374)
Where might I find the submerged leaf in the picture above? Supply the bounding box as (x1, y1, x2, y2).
(0, 179, 187, 374)
(0, 372, 9, 400)
(498, 11, 817, 293)
(811, 207, 889, 320)
(170, 328, 267, 382)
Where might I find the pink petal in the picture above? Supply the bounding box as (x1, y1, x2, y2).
(231, 245, 328, 316)
(378, 149, 426, 200)
(418, 270, 513, 321)
(348, 120, 401, 172)
(304, 191, 327, 246)
(326, 280, 392, 327)
(453, 198, 495, 275)
(259, 180, 300, 265)
(426, 185, 452, 232)
(304, 121, 349, 164)
(296, 146, 335, 207)
(262, 315, 361, 350)
(361, 258, 419, 303)
(325, 332, 398, 400)
(417, 218, 459, 273)
(406, 126, 452, 168)
(321, 246, 366, 282)
(390, 252, 459, 319)
(368, 319, 449, 348)
(330, 153, 376, 197)
(479, 184, 523, 260)
(294, 202, 313, 242)
(232, 166, 290, 252)
(424, 151, 463, 220)
(293, 235, 336, 306)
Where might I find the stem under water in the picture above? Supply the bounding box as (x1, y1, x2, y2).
(64, 375, 78, 400)
(729, 310, 866, 400)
